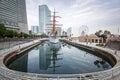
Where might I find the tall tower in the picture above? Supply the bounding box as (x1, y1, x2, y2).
(67, 27, 72, 37)
(0, 0, 28, 33)
(39, 5, 51, 35)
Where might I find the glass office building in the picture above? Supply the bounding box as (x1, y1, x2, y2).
(0, 0, 28, 33)
(31, 26, 39, 35)
(39, 5, 51, 35)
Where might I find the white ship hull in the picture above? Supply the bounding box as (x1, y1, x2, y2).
(49, 37, 59, 43)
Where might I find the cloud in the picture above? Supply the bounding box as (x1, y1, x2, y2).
(26, 0, 120, 35)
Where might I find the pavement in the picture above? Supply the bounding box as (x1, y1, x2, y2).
(0, 39, 41, 80)
(73, 40, 120, 57)
(0, 41, 28, 50)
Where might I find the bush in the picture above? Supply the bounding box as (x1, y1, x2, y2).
(96, 43, 104, 47)
(40, 33, 48, 38)
(0, 24, 6, 38)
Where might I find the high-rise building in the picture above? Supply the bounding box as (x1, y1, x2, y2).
(31, 26, 39, 35)
(0, 0, 28, 33)
(39, 5, 51, 35)
(67, 27, 72, 37)
(56, 27, 62, 37)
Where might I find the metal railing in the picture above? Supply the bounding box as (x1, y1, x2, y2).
(0, 65, 120, 80)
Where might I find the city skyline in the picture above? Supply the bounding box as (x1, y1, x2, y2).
(26, 0, 120, 36)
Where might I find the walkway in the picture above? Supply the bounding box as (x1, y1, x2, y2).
(0, 39, 41, 80)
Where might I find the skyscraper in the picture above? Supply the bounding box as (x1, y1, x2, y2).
(67, 27, 72, 37)
(39, 5, 51, 35)
(31, 26, 39, 35)
(0, 0, 28, 33)
(56, 27, 62, 37)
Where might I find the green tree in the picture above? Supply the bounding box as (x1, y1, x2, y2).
(0, 24, 6, 38)
(95, 30, 111, 43)
(19, 32, 30, 38)
(40, 33, 48, 38)
(95, 30, 103, 37)
(101, 30, 111, 42)
(5, 29, 14, 38)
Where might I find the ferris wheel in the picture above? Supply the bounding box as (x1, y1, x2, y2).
(79, 25, 89, 36)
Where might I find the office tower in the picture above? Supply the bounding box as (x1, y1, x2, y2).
(56, 27, 62, 37)
(39, 5, 51, 35)
(67, 27, 72, 37)
(31, 26, 39, 35)
(0, 0, 28, 33)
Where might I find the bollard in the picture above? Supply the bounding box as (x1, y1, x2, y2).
(16, 72, 19, 80)
(57, 75, 59, 80)
(36, 74, 38, 80)
(4, 68, 7, 77)
(79, 74, 81, 80)
(112, 69, 114, 78)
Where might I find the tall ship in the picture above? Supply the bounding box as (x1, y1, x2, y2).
(48, 9, 62, 43)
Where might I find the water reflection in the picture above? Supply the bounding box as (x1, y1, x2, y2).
(48, 43, 62, 73)
(39, 42, 51, 70)
(8, 52, 28, 72)
(94, 59, 109, 69)
(37, 41, 62, 73)
(8, 41, 112, 74)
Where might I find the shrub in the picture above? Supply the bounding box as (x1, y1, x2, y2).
(96, 43, 104, 47)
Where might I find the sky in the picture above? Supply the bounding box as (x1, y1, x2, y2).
(26, 0, 120, 36)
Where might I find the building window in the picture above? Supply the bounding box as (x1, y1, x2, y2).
(92, 39, 94, 43)
(95, 39, 98, 43)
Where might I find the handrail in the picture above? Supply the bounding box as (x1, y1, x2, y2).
(0, 65, 120, 80)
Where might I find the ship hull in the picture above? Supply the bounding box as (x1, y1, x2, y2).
(49, 37, 59, 43)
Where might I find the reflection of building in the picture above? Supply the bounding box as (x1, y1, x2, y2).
(9, 53, 28, 72)
(39, 41, 62, 72)
(49, 43, 62, 73)
(39, 42, 51, 70)
(79, 34, 103, 43)
(67, 45, 71, 49)
(31, 26, 39, 35)
(34, 46, 39, 50)
(39, 5, 51, 34)
(0, 0, 28, 33)
(67, 27, 72, 37)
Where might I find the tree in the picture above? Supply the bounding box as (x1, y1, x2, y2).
(19, 32, 30, 38)
(0, 24, 6, 38)
(40, 33, 48, 38)
(95, 30, 103, 37)
(5, 29, 14, 38)
(95, 30, 111, 43)
(101, 30, 111, 42)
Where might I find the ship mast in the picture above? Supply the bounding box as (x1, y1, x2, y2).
(52, 9, 56, 37)
(49, 9, 62, 38)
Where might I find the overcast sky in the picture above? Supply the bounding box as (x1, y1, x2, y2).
(26, 0, 120, 36)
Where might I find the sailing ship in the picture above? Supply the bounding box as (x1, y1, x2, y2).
(48, 9, 62, 43)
